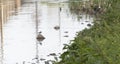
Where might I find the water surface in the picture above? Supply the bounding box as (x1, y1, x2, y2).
(2, 2, 93, 64)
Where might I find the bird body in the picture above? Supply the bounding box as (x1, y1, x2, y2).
(36, 32, 45, 41)
(54, 26, 60, 30)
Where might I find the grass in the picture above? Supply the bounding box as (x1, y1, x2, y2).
(53, 0, 120, 64)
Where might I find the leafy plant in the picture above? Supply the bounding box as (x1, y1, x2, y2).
(54, 0, 120, 64)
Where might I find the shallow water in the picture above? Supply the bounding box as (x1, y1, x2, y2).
(1, 2, 93, 64)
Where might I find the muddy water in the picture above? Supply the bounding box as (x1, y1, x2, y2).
(1, 2, 93, 64)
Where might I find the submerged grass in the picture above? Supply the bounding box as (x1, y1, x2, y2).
(53, 0, 120, 64)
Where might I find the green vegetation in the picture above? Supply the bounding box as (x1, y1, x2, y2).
(53, 0, 120, 64)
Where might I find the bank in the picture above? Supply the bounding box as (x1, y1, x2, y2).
(54, 0, 120, 64)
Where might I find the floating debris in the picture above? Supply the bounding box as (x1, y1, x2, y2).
(64, 35, 69, 37)
(36, 32, 45, 41)
(64, 31, 68, 33)
(81, 23, 84, 24)
(87, 24, 92, 27)
(54, 25, 60, 30)
(32, 57, 38, 60)
(58, 53, 61, 55)
(48, 53, 57, 56)
(40, 58, 46, 61)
